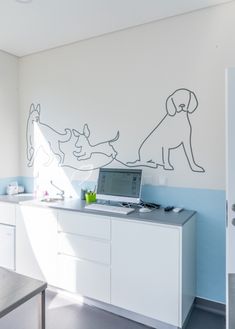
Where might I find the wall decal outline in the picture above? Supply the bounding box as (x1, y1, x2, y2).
(125, 88, 205, 172)
(26, 88, 205, 173)
(26, 103, 72, 167)
(72, 123, 119, 161)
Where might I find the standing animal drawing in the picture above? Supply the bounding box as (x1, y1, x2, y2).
(73, 124, 119, 161)
(126, 88, 205, 172)
(26, 104, 72, 167)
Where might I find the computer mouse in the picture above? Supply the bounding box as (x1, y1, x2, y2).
(139, 207, 152, 213)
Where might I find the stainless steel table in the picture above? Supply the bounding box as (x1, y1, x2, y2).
(0, 267, 47, 329)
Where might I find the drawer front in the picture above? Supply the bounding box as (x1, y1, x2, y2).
(57, 255, 110, 303)
(57, 210, 110, 240)
(0, 203, 15, 225)
(20, 205, 57, 221)
(58, 232, 110, 264)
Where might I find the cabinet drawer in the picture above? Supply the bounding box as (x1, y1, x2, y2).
(57, 255, 110, 303)
(0, 203, 15, 225)
(58, 232, 110, 264)
(57, 210, 110, 240)
(20, 206, 57, 221)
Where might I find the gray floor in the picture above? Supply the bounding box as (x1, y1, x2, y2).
(185, 308, 225, 329)
(46, 291, 225, 329)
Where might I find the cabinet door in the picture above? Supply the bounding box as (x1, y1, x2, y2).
(0, 224, 15, 270)
(111, 219, 181, 327)
(16, 206, 57, 285)
(0, 202, 16, 225)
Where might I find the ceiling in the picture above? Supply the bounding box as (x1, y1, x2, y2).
(0, 0, 232, 57)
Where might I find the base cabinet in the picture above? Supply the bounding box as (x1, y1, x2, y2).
(0, 202, 16, 271)
(111, 217, 195, 328)
(111, 219, 180, 326)
(0, 224, 15, 270)
(16, 205, 58, 286)
(13, 202, 195, 328)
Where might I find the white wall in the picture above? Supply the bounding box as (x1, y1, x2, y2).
(0, 50, 19, 178)
(19, 2, 235, 191)
(17, 2, 233, 303)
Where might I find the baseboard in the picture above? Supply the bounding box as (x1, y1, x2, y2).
(194, 297, 225, 316)
(48, 287, 225, 328)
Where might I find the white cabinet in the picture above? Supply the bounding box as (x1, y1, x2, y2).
(12, 202, 195, 328)
(16, 205, 58, 286)
(0, 202, 16, 270)
(0, 224, 15, 270)
(111, 217, 195, 328)
(57, 210, 111, 303)
(0, 202, 16, 225)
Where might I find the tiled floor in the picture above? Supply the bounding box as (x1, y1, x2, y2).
(46, 291, 225, 329)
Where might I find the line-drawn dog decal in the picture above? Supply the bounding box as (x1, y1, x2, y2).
(26, 104, 72, 167)
(72, 124, 119, 162)
(126, 88, 205, 172)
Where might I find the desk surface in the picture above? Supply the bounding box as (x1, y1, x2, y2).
(0, 267, 47, 318)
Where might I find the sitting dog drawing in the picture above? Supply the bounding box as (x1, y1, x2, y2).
(73, 124, 119, 161)
(26, 104, 72, 167)
(127, 88, 205, 172)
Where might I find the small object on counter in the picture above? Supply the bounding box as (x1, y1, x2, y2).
(80, 189, 87, 200)
(173, 207, 184, 213)
(18, 185, 24, 193)
(6, 182, 25, 195)
(139, 207, 152, 213)
(139, 201, 160, 209)
(44, 190, 49, 197)
(6, 181, 18, 195)
(164, 206, 174, 212)
(85, 191, 96, 203)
